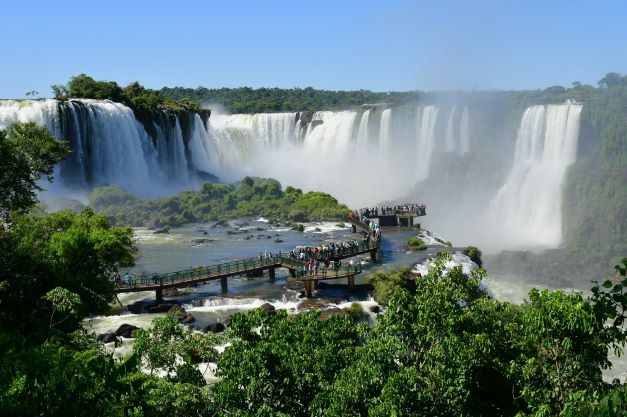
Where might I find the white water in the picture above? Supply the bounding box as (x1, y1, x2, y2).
(0, 99, 582, 252)
(378, 109, 392, 165)
(459, 107, 470, 154)
(445, 105, 456, 152)
(414, 106, 439, 182)
(486, 105, 581, 249)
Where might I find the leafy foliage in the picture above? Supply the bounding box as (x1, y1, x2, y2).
(0, 208, 136, 334)
(52, 74, 200, 113)
(407, 236, 427, 250)
(466, 245, 483, 267)
(161, 85, 420, 113)
(91, 177, 350, 228)
(214, 308, 360, 416)
(0, 122, 68, 219)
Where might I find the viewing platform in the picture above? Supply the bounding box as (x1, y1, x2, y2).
(115, 239, 378, 300)
(114, 205, 425, 301)
(349, 204, 426, 229)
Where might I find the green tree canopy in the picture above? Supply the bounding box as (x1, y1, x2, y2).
(0, 122, 68, 219)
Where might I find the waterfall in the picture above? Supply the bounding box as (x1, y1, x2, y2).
(460, 107, 470, 155)
(356, 110, 370, 146)
(302, 111, 356, 153)
(487, 104, 582, 248)
(445, 105, 456, 152)
(378, 109, 392, 164)
(0, 98, 583, 252)
(415, 106, 439, 182)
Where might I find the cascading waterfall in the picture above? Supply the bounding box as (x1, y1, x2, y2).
(0, 98, 582, 252)
(414, 106, 439, 182)
(378, 109, 392, 165)
(459, 107, 470, 154)
(487, 104, 582, 248)
(445, 105, 456, 152)
(444, 105, 470, 154)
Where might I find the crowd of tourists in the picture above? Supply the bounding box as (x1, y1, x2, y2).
(354, 203, 426, 218)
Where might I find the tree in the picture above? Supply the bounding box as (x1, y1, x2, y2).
(0, 122, 68, 219)
(598, 72, 624, 88)
(214, 308, 360, 416)
(0, 209, 137, 334)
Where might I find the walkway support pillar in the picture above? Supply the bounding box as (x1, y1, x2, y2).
(156, 287, 163, 303)
(409, 216, 414, 227)
(288, 268, 296, 278)
(352, 224, 357, 233)
(304, 280, 314, 298)
(347, 275, 355, 291)
(268, 267, 275, 281)
(221, 276, 228, 293)
(370, 249, 378, 263)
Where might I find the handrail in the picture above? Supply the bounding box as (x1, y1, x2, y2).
(115, 240, 376, 290)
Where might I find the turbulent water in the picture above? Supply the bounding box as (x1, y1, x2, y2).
(0, 99, 582, 252)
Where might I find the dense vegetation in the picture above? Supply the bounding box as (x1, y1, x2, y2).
(52, 74, 201, 113)
(87, 177, 350, 228)
(160, 86, 420, 113)
(0, 122, 68, 219)
(407, 236, 427, 250)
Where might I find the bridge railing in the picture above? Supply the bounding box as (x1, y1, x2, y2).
(281, 239, 379, 265)
(117, 239, 379, 289)
(294, 263, 363, 279)
(119, 256, 280, 289)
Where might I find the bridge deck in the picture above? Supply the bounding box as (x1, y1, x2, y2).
(114, 239, 378, 294)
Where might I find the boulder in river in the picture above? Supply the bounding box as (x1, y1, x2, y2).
(204, 322, 226, 333)
(147, 302, 178, 313)
(319, 308, 347, 320)
(168, 305, 195, 324)
(153, 227, 170, 234)
(115, 323, 140, 338)
(97, 332, 119, 344)
(259, 302, 276, 316)
(369, 305, 381, 314)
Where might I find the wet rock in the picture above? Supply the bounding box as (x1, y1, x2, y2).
(163, 288, 180, 297)
(97, 332, 119, 344)
(204, 322, 225, 333)
(274, 238, 284, 243)
(115, 323, 140, 338)
(147, 303, 178, 313)
(259, 302, 276, 316)
(369, 305, 381, 314)
(320, 308, 347, 320)
(191, 238, 212, 244)
(168, 305, 195, 324)
(223, 317, 232, 327)
(153, 227, 170, 234)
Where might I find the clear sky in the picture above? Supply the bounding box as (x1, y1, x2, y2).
(3, 0, 626, 98)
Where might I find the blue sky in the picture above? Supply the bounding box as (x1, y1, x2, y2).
(3, 0, 626, 98)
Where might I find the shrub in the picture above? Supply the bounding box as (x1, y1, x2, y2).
(408, 237, 427, 250)
(466, 246, 483, 267)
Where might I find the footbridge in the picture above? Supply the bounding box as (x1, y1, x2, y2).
(115, 214, 378, 299)
(115, 205, 424, 300)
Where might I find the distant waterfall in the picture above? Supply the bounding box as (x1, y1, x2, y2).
(415, 106, 439, 182)
(487, 104, 582, 248)
(459, 107, 470, 154)
(445, 105, 456, 152)
(378, 109, 392, 164)
(303, 111, 356, 154)
(444, 105, 470, 154)
(356, 110, 370, 146)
